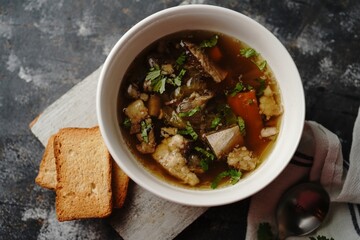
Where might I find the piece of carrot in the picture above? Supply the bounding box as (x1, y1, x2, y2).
(208, 46, 222, 62)
(227, 90, 264, 150)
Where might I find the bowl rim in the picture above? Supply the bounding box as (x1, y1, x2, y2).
(97, 4, 305, 206)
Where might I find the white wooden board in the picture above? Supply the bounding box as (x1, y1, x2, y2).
(30, 66, 207, 240)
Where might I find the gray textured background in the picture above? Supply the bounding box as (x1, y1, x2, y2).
(1, 0, 359, 239)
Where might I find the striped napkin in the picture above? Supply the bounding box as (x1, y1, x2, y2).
(246, 107, 360, 239)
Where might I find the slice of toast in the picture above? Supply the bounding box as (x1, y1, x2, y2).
(112, 159, 130, 208)
(54, 127, 113, 221)
(35, 134, 57, 190)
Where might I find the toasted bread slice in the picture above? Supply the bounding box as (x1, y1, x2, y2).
(112, 159, 130, 208)
(35, 134, 57, 190)
(54, 127, 113, 221)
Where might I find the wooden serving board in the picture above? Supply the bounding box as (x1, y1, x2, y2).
(30, 66, 207, 240)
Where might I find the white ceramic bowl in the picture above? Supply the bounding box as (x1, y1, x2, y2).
(97, 4, 305, 206)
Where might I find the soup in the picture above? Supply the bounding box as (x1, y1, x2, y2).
(118, 30, 282, 189)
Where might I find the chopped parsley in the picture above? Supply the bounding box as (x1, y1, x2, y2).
(200, 35, 218, 48)
(153, 77, 167, 94)
(140, 120, 152, 143)
(146, 65, 185, 94)
(237, 116, 246, 135)
(123, 118, 131, 128)
(257, 60, 267, 71)
(240, 47, 258, 58)
(195, 147, 215, 161)
(172, 69, 186, 87)
(145, 66, 161, 81)
(211, 169, 242, 189)
(256, 78, 267, 96)
(178, 106, 201, 117)
(200, 159, 209, 171)
(211, 116, 221, 129)
(229, 82, 245, 96)
(195, 146, 215, 171)
(178, 122, 198, 140)
(176, 52, 186, 67)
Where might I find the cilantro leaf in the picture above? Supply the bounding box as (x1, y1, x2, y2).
(211, 116, 221, 129)
(178, 122, 198, 140)
(257, 222, 275, 240)
(173, 69, 186, 87)
(229, 82, 245, 96)
(200, 35, 218, 48)
(195, 146, 215, 171)
(140, 120, 152, 143)
(123, 118, 131, 128)
(178, 106, 201, 117)
(211, 169, 241, 189)
(257, 60, 267, 71)
(195, 147, 215, 161)
(240, 47, 258, 58)
(152, 77, 167, 94)
(256, 78, 267, 96)
(145, 67, 161, 81)
(176, 52, 186, 66)
(237, 116, 246, 136)
(200, 159, 209, 171)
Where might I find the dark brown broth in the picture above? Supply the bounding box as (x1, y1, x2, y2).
(118, 30, 281, 189)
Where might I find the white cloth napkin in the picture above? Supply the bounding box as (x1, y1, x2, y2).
(246, 107, 360, 240)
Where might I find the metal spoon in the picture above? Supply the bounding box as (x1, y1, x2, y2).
(276, 182, 330, 240)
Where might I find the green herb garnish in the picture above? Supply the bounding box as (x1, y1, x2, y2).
(178, 122, 198, 140)
(211, 116, 221, 129)
(140, 120, 152, 143)
(229, 82, 245, 96)
(146, 65, 185, 93)
(178, 106, 201, 117)
(153, 77, 166, 94)
(123, 118, 131, 128)
(256, 78, 267, 96)
(237, 116, 246, 136)
(257, 222, 274, 240)
(195, 147, 215, 161)
(200, 35, 218, 48)
(145, 66, 161, 81)
(172, 69, 186, 87)
(257, 60, 267, 71)
(194, 146, 215, 172)
(176, 52, 186, 66)
(211, 169, 241, 189)
(240, 47, 258, 58)
(146, 66, 167, 94)
(200, 159, 209, 171)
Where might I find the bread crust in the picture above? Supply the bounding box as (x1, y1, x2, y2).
(35, 134, 57, 190)
(54, 127, 113, 221)
(112, 159, 130, 208)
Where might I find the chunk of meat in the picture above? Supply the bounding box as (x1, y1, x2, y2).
(127, 84, 140, 99)
(176, 91, 214, 113)
(124, 99, 148, 124)
(227, 146, 258, 171)
(160, 127, 178, 138)
(124, 99, 149, 134)
(259, 86, 283, 120)
(184, 41, 227, 83)
(205, 125, 244, 159)
(152, 135, 200, 186)
(136, 128, 156, 154)
(260, 127, 278, 138)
